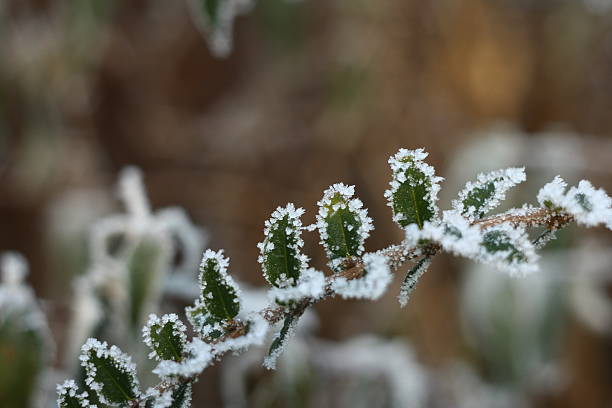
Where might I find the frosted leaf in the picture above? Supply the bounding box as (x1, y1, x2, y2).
(186, 0, 254, 58)
(152, 338, 213, 379)
(79, 338, 140, 404)
(212, 313, 269, 355)
(258, 203, 309, 288)
(331, 253, 392, 300)
(477, 224, 539, 276)
(452, 167, 526, 221)
(404, 211, 482, 259)
(142, 314, 188, 362)
(56, 380, 89, 408)
(199, 249, 241, 321)
(316, 183, 374, 271)
(144, 382, 192, 408)
(384, 148, 443, 229)
(267, 268, 326, 304)
(185, 298, 227, 340)
(263, 313, 299, 370)
(538, 177, 612, 228)
(398, 256, 432, 308)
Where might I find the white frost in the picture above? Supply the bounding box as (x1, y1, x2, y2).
(267, 268, 326, 303)
(142, 313, 188, 361)
(331, 252, 392, 300)
(153, 338, 213, 378)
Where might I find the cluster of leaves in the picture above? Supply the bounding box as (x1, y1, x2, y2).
(57, 148, 612, 407)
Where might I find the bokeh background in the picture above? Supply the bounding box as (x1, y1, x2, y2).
(2, 0, 612, 407)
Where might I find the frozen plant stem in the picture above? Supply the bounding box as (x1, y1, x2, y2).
(57, 149, 612, 407)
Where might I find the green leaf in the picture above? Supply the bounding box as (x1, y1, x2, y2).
(258, 204, 307, 287)
(481, 230, 526, 264)
(143, 314, 187, 362)
(317, 184, 373, 270)
(385, 149, 442, 229)
(57, 381, 89, 408)
(81, 339, 139, 405)
(398, 256, 432, 307)
(199, 250, 240, 321)
(127, 238, 164, 331)
(453, 168, 526, 220)
(200, 0, 221, 26)
(169, 382, 192, 408)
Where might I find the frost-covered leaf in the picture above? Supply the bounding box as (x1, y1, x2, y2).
(152, 338, 212, 379)
(317, 183, 373, 271)
(56, 380, 89, 408)
(144, 382, 192, 408)
(142, 314, 188, 362)
(263, 313, 298, 370)
(398, 256, 432, 308)
(538, 176, 612, 228)
(267, 268, 326, 304)
(199, 249, 241, 321)
(331, 253, 392, 300)
(478, 224, 538, 276)
(452, 167, 526, 221)
(80, 338, 140, 404)
(185, 299, 227, 340)
(384, 148, 443, 229)
(258, 204, 309, 288)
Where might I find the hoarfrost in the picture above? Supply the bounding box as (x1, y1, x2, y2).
(331, 252, 392, 300)
(452, 167, 526, 221)
(56, 379, 89, 407)
(212, 313, 269, 355)
(142, 313, 188, 361)
(153, 338, 213, 378)
(398, 256, 432, 308)
(267, 268, 326, 303)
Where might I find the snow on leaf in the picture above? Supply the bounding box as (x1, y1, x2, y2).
(144, 382, 193, 408)
(538, 177, 612, 228)
(185, 298, 227, 340)
(79, 338, 140, 405)
(142, 314, 188, 362)
(56, 380, 89, 408)
(267, 268, 326, 304)
(152, 338, 213, 379)
(257, 204, 309, 288)
(477, 224, 539, 276)
(452, 167, 526, 221)
(331, 252, 392, 300)
(199, 249, 241, 321)
(316, 183, 374, 271)
(398, 256, 432, 308)
(384, 148, 443, 229)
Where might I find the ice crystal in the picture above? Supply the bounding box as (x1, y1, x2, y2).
(538, 176, 612, 228)
(144, 382, 192, 408)
(257, 203, 309, 288)
(331, 252, 392, 300)
(56, 380, 89, 408)
(142, 313, 188, 362)
(452, 167, 526, 221)
(316, 183, 374, 271)
(212, 313, 269, 355)
(79, 338, 140, 404)
(384, 148, 443, 228)
(267, 268, 326, 304)
(152, 338, 213, 379)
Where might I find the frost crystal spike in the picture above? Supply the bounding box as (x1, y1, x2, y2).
(257, 204, 309, 288)
(385, 148, 443, 229)
(317, 183, 373, 271)
(452, 167, 526, 221)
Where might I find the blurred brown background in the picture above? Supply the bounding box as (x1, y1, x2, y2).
(2, 0, 612, 407)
